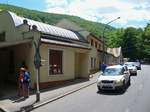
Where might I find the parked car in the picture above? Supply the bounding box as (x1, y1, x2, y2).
(97, 65, 130, 91)
(125, 61, 141, 70)
(124, 62, 137, 75)
(133, 62, 141, 70)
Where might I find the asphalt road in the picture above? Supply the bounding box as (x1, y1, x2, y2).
(32, 65, 150, 112)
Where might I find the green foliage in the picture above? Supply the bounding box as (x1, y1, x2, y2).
(108, 25, 150, 59)
(143, 24, 150, 57)
(0, 4, 115, 37)
(122, 27, 140, 59)
(107, 28, 124, 47)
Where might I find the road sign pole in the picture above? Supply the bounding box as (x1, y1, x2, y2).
(36, 68, 40, 102)
(34, 40, 41, 102)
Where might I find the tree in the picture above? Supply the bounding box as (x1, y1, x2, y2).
(143, 24, 150, 58)
(107, 27, 144, 59)
(107, 28, 124, 47)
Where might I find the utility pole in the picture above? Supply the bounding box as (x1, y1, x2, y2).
(34, 39, 41, 102)
(102, 17, 120, 63)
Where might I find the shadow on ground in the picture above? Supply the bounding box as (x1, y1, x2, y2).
(0, 78, 89, 101)
(40, 78, 89, 93)
(0, 78, 91, 112)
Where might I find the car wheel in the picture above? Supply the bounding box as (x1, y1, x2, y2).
(121, 81, 126, 91)
(97, 86, 102, 92)
(128, 77, 131, 86)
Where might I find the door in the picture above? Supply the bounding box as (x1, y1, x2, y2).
(0, 50, 9, 87)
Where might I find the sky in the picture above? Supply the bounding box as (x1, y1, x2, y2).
(0, 0, 150, 28)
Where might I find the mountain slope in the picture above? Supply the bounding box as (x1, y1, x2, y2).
(0, 4, 115, 37)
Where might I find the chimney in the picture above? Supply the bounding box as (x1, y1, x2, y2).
(32, 25, 37, 30)
(23, 19, 28, 24)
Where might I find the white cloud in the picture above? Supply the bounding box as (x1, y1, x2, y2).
(45, 0, 69, 7)
(44, 0, 150, 28)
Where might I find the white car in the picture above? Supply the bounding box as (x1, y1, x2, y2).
(133, 62, 141, 70)
(125, 62, 141, 70)
(97, 65, 130, 91)
(124, 63, 137, 75)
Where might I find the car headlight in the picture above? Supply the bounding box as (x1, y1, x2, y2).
(115, 78, 124, 84)
(97, 78, 101, 83)
(115, 80, 121, 83)
(97, 80, 102, 85)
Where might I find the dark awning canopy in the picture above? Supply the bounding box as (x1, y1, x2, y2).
(41, 38, 91, 50)
(0, 39, 32, 48)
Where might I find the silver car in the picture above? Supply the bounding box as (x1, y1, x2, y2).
(124, 63, 137, 75)
(133, 62, 141, 70)
(97, 65, 130, 91)
(125, 62, 141, 70)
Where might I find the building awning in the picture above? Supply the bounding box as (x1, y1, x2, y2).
(0, 39, 32, 48)
(8, 11, 80, 41)
(41, 38, 91, 50)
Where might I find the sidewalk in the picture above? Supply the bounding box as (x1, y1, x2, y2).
(0, 71, 100, 112)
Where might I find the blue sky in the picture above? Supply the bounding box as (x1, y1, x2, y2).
(0, 0, 150, 28)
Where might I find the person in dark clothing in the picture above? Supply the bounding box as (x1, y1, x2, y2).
(101, 62, 107, 72)
(23, 67, 30, 98)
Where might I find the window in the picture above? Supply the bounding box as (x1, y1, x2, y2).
(91, 57, 96, 69)
(94, 58, 96, 68)
(99, 44, 101, 50)
(0, 32, 5, 42)
(49, 49, 63, 75)
(121, 68, 125, 75)
(95, 42, 97, 48)
(91, 57, 93, 69)
(91, 39, 93, 46)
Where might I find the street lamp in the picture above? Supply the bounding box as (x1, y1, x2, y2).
(102, 17, 120, 63)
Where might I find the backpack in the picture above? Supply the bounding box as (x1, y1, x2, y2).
(24, 72, 30, 83)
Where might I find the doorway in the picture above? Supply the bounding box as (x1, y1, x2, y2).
(0, 43, 31, 98)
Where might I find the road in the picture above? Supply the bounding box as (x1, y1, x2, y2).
(32, 65, 150, 112)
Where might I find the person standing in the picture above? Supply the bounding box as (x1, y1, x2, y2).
(101, 62, 107, 72)
(18, 68, 24, 97)
(23, 68, 30, 98)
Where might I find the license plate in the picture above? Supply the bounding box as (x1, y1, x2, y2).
(102, 83, 113, 87)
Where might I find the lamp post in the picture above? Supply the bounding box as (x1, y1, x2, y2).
(102, 17, 120, 63)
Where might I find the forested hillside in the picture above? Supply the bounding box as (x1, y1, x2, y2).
(0, 4, 114, 37)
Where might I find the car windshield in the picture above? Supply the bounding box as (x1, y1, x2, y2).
(125, 64, 134, 67)
(102, 68, 122, 76)
(133, 62, 140, 65)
